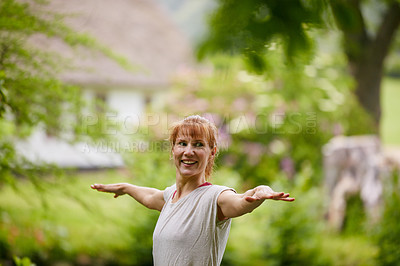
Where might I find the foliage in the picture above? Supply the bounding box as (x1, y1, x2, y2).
(0, 171, 139, 265)
(197, 0, 326, 66)
(221, 171, 377, 266)
(123, 131, 175, 190)
(0, 168, 380, 266)
(14, 256, 36, 266)
(320, 234, 377, 266)
(0, 1, 397, 266)
(199, 0, 400, 129)
(121, 134, 175, 265)
(167, 47, 374, 188)
(342, 194, 367, 236)
(0, 0, 128, 132)
(165, 34, 381, 265)
(262, 184, 328, 266)
(0, 0, 130, 186)
(375, 170, 400, 265)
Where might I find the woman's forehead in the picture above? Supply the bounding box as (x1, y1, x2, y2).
(176, 125, 208, 138)
(176, 133, 207, 142)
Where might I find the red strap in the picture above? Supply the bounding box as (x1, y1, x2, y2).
(172, 182, 212, 199)
(198, 182, 212, 187)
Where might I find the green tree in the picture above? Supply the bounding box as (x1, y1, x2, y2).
(199, 0, 400, 133)
(0, 0, 128, 182)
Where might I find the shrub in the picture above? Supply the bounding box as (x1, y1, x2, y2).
(375, 170, 400, 265)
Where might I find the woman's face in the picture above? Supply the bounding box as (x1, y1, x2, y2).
(172, 133, 214, 180)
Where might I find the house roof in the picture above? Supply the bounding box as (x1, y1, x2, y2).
(35, 0, 193, 89)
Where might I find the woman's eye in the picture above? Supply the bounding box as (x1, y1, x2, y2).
(195, 142, 204, 147)
(178, 142, 187, 146)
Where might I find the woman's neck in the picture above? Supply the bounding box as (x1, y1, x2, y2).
(173, 174, 206, 201)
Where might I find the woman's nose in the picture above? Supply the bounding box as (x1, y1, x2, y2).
(183, 144, 195, 156)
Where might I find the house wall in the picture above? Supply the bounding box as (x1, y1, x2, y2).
(107, 90, 145, 124)
(84, 87, 147, 122)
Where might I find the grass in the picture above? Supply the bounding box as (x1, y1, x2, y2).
(381, 77, 400, 146)
(0, 170, 151, 263)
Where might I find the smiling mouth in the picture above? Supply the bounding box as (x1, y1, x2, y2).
(181, 160, 197, 165)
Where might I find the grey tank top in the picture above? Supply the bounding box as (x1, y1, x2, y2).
(152, 184, 235, 266)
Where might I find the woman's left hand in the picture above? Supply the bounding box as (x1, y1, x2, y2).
(244, 185, 295, 202)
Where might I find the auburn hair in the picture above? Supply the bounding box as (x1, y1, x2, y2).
(169, 115, 218, 180)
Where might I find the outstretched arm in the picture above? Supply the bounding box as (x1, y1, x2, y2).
(217, 185, 294, 220)
(90, 183, 165, 211)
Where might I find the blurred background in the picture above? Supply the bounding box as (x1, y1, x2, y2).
(1, 0, 400, 265)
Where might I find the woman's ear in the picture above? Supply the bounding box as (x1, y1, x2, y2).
(211, 146, 217, 156)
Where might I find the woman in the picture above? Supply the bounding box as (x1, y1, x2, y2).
(91, 115, 294, 265)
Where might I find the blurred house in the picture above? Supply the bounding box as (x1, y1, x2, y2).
(16, 0, 193, 169)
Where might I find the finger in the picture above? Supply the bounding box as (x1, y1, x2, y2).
(277, 193, 290, 198)
(114, 194, 119, 198)
(91, 184, 109, 193)
(271, 193, 290, 199)
(272, 192, 284, 199)
(277, 197, 295, 202)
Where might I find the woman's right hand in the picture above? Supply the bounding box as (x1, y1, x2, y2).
(90, 183, 127, 198)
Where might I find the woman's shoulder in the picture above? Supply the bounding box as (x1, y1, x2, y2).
(206, 184, 236, 196)
(163, 184, 177, 201)
(165, 183, 177, 191)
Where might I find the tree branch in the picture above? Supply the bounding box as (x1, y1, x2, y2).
(330, 0, 370, 62)
(0, 42, 10, 70)
(370, 1, 400, 66)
